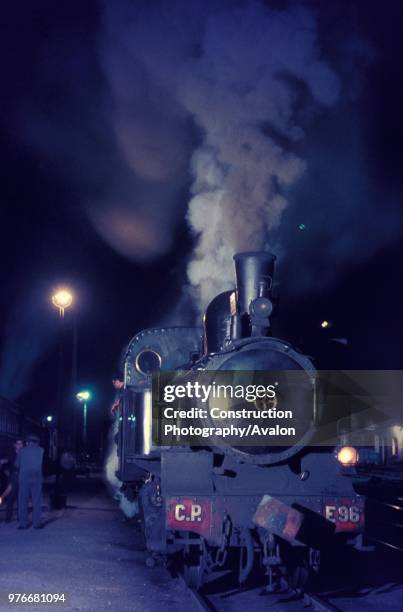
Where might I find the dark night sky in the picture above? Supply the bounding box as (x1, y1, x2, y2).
(0, 0, 402, 452)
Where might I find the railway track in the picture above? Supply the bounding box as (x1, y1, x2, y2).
(178, 573, 216, 611)
(178, 567, 403, 612)
(180, 572, 343, 612)
(304, 593, 342, 612)
(366, 497, 403, 552)
(186, 584, 217, 611)
(176, 534, 403, 612)
(190, 588, 342, 612)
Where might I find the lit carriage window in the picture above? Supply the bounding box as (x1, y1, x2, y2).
(135, 349, 162, 375)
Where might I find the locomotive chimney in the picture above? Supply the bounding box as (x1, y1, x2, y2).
(232, 251, 276, 338)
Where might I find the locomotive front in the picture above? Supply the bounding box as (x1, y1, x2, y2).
(152, 252, 319, 468)
(116, 251, 364, 589)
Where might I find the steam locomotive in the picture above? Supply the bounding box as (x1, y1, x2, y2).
(115, 252, 364, 589)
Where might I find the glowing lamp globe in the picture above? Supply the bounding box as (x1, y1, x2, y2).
(52, 289, 73, 316)
(337, 446, 359, 466)
(76, 390, 91, 402)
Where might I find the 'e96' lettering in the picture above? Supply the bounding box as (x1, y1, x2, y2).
(325, 505, 360, 523)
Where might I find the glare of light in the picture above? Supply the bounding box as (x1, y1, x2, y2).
(337, 446, 359, 466)
(52, 289, 73, 316)
(321, 320, 331, 328)
(298, 223, 306, 231)
(143, 390, 152, 456)
(76, 390, 91, 402)
(46, 415, 53, 423)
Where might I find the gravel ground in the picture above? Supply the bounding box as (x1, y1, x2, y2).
(0, 477, 193, 612)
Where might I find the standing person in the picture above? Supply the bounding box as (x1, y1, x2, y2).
(16, 434, 44, 530)
(60, 449, 76, 493)
(0, 439, 24, 523)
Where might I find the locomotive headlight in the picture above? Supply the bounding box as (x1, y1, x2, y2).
(337, 446, 359, 466)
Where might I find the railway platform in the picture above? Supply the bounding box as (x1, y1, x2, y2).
(0, 476, 193, 612)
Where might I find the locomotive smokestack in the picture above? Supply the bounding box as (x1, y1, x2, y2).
(232, 251, 276, 338)
(234, 252, 276, 313)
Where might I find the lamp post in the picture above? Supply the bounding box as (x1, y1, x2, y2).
(51, 287, 73, 508)
(76, 390, 91, 454)
(51, 287, 74, 445)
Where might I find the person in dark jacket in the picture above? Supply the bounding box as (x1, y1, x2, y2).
(0, 439, 24, 522)
(16, 434, 44, 529)
(111, 376, 124, 415)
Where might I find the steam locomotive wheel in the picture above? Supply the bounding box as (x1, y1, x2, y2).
(183, 563, 205, 589)
(287, 556, 309, 592)
(183, 544, 206, 589)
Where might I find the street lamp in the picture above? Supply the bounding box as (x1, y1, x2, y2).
(76, 390, 91, 452)
(46, 415, 53, 423)
(51, 286, 76, 448)
(52, 289, 73, 317)
(49, 286, 75, 509)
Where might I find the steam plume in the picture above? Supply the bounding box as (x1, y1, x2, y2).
(15, 1, 386, 315)
(100, 1, 341, 308)
(0, 287, 55, 401)
(104, 418, 138, 518)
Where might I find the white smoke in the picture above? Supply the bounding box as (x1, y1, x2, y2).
(13, 2, 384, 322)
(100, 1, 341, 310)
(104, 417, 139, 518)
(183, 4, 341, 308)
(104, 419, 120, 490)
(118, 493, 139, 519)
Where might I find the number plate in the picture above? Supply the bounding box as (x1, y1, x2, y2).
(324, 497, 364, 532)
(166, 497, 212, 536)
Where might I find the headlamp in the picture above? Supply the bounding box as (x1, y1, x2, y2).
(337, 446, 359, 466)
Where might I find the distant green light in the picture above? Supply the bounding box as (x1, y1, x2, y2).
(298, 223, 306, 231)
(76, 390, 91, 402)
